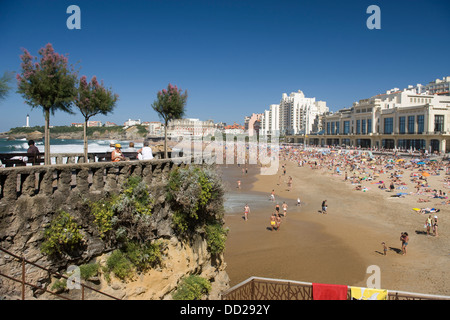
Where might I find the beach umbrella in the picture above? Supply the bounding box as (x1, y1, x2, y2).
(422, 172, 430, 177)
(417, 162, 425, 165)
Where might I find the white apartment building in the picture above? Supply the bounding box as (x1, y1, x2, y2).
(307, 88, 450, 152)
(147, 121, 163, 136)
(260, 104, 280, 136)
(423, 76, 450, 96)
(260, 90, 328, 136)
(124, 119, 141, 127)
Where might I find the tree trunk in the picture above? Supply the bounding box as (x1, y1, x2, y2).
(164, 120, 168, 159)
(83, 118, 88, 162)
(44, 109, 50, 165)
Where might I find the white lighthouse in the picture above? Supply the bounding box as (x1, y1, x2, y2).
(26, 114, 30, 127)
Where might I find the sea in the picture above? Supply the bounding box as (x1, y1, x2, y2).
(0, 138, 144, 154)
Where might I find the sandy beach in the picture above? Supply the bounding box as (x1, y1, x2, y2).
(221, 148, 450, 296)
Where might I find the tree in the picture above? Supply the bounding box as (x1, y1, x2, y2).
(151, 84, 187, 158)
(16, 43, 77, 165)
(0, 71, 14, 102)
(75, 75, 118, 162)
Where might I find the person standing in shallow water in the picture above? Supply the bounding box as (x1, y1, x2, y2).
(244, 204, 250, 221)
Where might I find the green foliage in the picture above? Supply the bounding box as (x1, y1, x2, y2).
(90, 196, 117, 238)
(105, 249, 135, 281)
(89, 176, 154, 241)
(79, 263, 100, 280)
(151, 83, 187, 158)
(122, 241, 163, 272)
(51, 278, 67, 292)
(41, 211, 84, 256)
(205, 223, 228, 256)
(105, 241, 162, 281)
(172, 275, 211, 300)
(167, 166, 224, 235)
(122, 175, 153, 216)
(0, 71, 14, 102)
(17, 44, 77, 114)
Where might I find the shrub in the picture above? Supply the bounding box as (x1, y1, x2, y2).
(172, 275, 211, 300)
(167, 166, 224, 234)
(89, 176, 154, 242)
(123, 240, 162, 272)
(104, 240, 163, 281)
(205, 223, 228, 256)
(41, 211, 84, 256)
(90, 197, 117, 238)
(105, 249, 135, 281)
(79, 263, 100, 281)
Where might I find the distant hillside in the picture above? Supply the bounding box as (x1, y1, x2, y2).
(2, 125, 150, 141)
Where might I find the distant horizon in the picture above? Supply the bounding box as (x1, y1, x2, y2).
(1, 0, 449, 132)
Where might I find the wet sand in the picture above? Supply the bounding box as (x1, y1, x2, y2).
(221, 160, 450, 296)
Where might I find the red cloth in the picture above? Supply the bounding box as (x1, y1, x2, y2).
(312, 283, 348, 300)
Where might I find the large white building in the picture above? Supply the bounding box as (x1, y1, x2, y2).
(303, 87, 450, 152)
(260, 90, 328, 136)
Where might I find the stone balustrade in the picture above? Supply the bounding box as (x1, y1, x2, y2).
(0, 156, 198, 202)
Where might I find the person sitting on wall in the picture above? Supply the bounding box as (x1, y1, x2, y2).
(111, 144, 126, 162)
(26, 140, 41, 165)
(137, 141, 154, 160)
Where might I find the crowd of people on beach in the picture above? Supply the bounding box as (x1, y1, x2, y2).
(238, 144, 447, 253)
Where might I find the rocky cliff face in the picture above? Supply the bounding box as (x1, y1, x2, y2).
(0, 167, 230, 300)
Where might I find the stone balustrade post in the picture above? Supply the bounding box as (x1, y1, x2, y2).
(91, 167, 105, 191)
(57, 168, 72, 194)
(21, 172, 36, 197)
(2, 172, 18, 200)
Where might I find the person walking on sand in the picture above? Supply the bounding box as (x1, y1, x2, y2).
(270, 189, 275, 202)
(321, 200, 327, 214)
(400, 232, 409, 255)
(381, 242, 387, 256)
(282, 202, 288, 217)
(426, 215, 433, 236)
(433, 215, 438, 237)
(244, 204, 250, 221)
(276, 214, 282, 231)
(275, 203, 280, 216)
(237, 180, 241, 189)
(270, 213, 276, 231)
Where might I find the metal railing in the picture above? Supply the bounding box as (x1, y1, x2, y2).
(221, 276, 450, 300)
(0, 247, 120, 300)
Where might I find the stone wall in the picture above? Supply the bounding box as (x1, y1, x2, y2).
(0, 156, 229, 300)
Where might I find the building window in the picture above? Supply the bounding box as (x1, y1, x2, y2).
(343, 121, 350, 134)
(356, 120, 360, 134)
(367, 119, 372, 133)
(417, 115, 424, 133)
(336, 122, 340, 134)
(384, 118, 393, 134)
(327, 122, 330, 135)
(361, 119, 366, 134)
(331, 122, 335, 135)
(434, 115, 444, 132)
(407, 116, 415, 134)
(399, 116, 406, 134)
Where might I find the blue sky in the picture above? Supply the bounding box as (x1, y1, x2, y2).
(0, 0, 449, 132)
